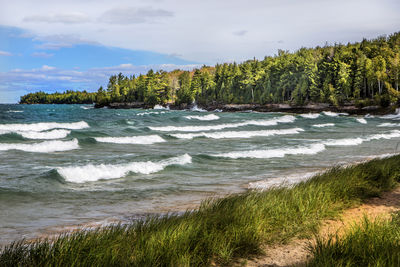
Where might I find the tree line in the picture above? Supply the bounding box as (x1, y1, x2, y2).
(21, 32, 400, 107)
(19, 90, 96, 104)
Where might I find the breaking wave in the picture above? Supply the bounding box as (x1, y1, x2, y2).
(312, 123, 335, 128)
(378, 123, 400, 127)
(185, 114, 220, 121)
(356, 118, 367, 124)
(322, 130, 400, 147)
(16, 129, 70, 139)
(323, 138, 364, 146)
(300, 113, 320, 119)
(95, 135, 165, 145)
(213, 143, 326, 159)
(57, 154, 192, 183)
(0, 121, 89, 132)
(322, 111, 349, 117)
(212, 130, 400, 159)
(0, 139, 79, 153)
(149, 115, 296, 132)
(137, 111, 166, 116)
(153, 105, 170, 110)
(380, 108, 400, 120)
(190, 105, 207, 112)
(170, 128, 304, 140)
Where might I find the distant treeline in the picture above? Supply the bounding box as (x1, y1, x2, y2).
(20, 90, 96, 104)
(21, 32, 400, 107)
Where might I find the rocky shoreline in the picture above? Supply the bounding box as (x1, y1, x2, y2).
(101, 102, 398, 115)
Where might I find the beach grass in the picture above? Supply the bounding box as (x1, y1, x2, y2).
(308, 212, 400, 266)
(1, 155, 400, 266)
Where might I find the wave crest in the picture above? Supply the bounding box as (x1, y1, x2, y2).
(356, 118, 367, 124)
(0, 121, 89, 132)
(214, 143, 325, 159)
(170, 128, 304, 140)
(312, 123, 335, 128)
(0, 139, 79, 153)
(185, 114, 220, 121)
(95, 135, 165, 145)
(150, 115, 296, 132)
(300, 113, 320, 119)
(57, 154, 192, 183)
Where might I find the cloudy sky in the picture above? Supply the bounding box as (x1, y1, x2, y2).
(0, 0, 399, 103)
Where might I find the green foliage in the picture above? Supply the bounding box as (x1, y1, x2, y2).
(309, 213, 400, 267)
(19, 32, 400, 107)
(19, 90, 96, 104)
(2, 155, 400, 266)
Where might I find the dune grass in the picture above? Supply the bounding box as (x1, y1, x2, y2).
(308, 212, 400, 267)
(1, 155, 400, 266)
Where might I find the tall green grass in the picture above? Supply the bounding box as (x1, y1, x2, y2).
(308, 212, 400, 267)
(1, 155, 400, 266)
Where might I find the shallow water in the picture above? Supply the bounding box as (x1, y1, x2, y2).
(1, 104, 400, 244)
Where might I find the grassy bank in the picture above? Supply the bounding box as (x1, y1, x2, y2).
(1, 155, 400, 266)
(309, 213, 400, 266)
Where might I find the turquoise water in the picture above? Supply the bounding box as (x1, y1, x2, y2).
(1, 104, 400, 244)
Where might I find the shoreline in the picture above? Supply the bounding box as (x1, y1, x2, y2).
(102, 102, 398, 115)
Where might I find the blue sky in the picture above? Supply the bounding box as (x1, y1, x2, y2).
(0, 25, 198, 103)
(0, 0, 399, 103)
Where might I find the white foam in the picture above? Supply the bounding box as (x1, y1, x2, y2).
(322, 111, 339, 117)
(378, 123, 400, 127)
(300, 113, 320, 119)
(170, 128, 304, 140)
(18, 129, 70, 139)
(57, 154, 192, 183)
(367, 130, 400, 141)
(191, 105, 207, 112)
(95, 135, 165, 145)
(322, 111, 348, 117)
(356, 118, 367, 124)
(0, 121, 89, 132)
(248, 172, 318, 190)
(7, 110, 23, 113)
(322, 130, 400, 147)
(149, 115, 296, 132)
(0, 139, 79, 153)
(137, 111, 166, 116)
(80, 106, 93, 110)
(214, 143, 326, 159)
(380, 108, 400, 120)
(312, 123, 335, 128)
(153, 105, 169, 110)
(185, 114, 220, 121)
(323, 138, 364, 146)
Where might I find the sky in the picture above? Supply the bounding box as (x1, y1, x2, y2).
(0, 0, 399, 103)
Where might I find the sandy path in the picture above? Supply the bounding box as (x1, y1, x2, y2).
(244, 187, 400, 267)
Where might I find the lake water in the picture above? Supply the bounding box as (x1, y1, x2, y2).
(1, 104, 400, 245)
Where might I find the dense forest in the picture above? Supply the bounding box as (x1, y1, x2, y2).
(20, 90, 96, 104)
(21, 32, 400, 108)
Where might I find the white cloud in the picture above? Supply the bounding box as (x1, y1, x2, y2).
(31, 52, 54, 58)
(41, 65, 56, 71)
(23, 12, 90, 24)
(99, 6, 173, 24)
(0, 0, 399, 63)
(33, 34, 99, 50)
(0, 50, 12, 56)
(233, 30, 248, 36)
